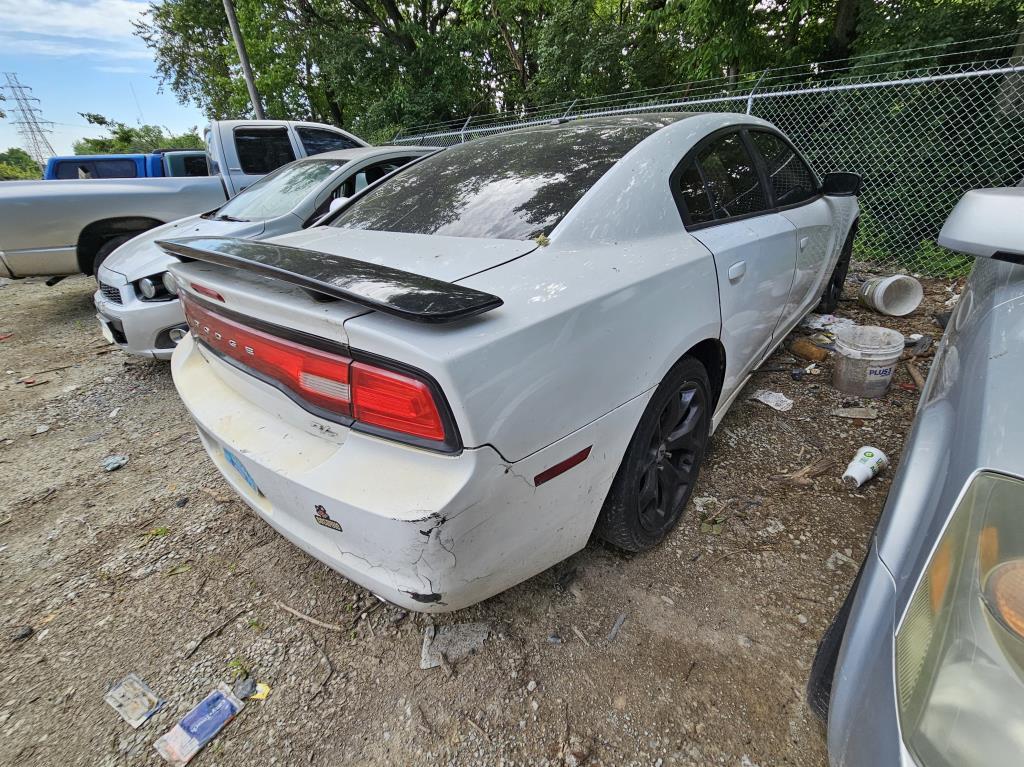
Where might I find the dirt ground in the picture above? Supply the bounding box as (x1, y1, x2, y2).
(0, 272, 953, 767)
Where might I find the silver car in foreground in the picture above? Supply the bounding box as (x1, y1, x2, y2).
(94, 146, 434, 358)
(810, 187, 1024, 766)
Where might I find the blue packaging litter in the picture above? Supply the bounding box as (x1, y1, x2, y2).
(154, 683, 244, 765)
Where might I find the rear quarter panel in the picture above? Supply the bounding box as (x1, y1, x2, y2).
(343, 232, 720, 462)
(344, 115, 751, 462)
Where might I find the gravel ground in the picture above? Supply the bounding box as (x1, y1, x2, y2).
(0, 272, 954, 766)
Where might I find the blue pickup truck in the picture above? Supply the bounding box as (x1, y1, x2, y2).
(44, 149, 209, 180)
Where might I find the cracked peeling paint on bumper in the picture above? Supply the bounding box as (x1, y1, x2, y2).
(172, 333, 648, 612)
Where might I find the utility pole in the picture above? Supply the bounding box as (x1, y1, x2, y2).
(1, 73, 56, 167)
(222, 0, 266, 119)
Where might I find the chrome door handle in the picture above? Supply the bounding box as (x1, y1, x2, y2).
(728, 261, 746, 281)
(800, 236, 810, 250)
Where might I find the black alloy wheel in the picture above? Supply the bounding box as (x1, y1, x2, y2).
(637, 381, 705, 537)
(597, 356, 711, 552)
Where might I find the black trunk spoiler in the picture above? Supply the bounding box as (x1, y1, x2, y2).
(157, 236, 503, 324)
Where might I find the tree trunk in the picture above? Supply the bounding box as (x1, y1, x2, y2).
(825, 0, 860, 68)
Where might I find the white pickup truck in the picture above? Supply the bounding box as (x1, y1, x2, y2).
(0, 120, 366, 279)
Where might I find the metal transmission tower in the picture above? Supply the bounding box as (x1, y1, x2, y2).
(2, 73, 56, 166)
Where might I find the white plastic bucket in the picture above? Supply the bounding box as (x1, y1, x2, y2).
(858, 275, 924, 316)
(832, 325, 905, 398)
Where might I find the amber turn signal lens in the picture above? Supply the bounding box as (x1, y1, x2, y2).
(984, 560, 1024, 639)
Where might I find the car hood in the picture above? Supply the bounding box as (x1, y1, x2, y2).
(102, 215, 266, 281)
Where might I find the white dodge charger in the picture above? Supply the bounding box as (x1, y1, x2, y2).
(161, 113, 860, 611)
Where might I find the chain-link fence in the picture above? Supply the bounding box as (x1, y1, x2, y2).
(394, 37, 1024, 276)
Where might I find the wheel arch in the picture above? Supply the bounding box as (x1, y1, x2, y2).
(76, 217, 164, 275)
(680, 337, 726, 412)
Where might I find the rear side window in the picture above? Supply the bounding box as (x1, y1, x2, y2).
(56, 159, 138, 179)
(676, 160, 715, 225)
(234, 127, 296, 175)
(55, 161, 93, 179)
(696, 132, 768, 219)
(333, 117, 680, 240)
(338, 157, 413, 198)
(750, 131, 817, 206)
(94, 159, 140, 178)
(297, 127, 361, 155)
(166, 154, 210, 177)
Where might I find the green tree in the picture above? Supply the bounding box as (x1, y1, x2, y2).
(136, 0, 493, 141)
(72, 113, 203, 154)
(134, 0, 1023, 137)
(0, 146, 40, 180)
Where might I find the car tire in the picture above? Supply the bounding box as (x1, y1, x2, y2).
(92, 235, 133, 278)
(806, 562, 864, 722)
(596, 356, 711, 552)
(816, 222, 857, 314)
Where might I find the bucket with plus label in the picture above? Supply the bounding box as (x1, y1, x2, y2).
(832, 325, 905, 398)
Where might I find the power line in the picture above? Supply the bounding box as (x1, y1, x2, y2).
(1, 72, 56, 166)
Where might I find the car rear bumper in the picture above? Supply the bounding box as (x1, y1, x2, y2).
(827, 544, 919, 766)
(171, 333, 644, 612)
(93, 277, 186, 360)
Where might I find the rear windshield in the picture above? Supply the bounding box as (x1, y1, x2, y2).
(332, 116, 681, 240)
(55, 158, 138, 179)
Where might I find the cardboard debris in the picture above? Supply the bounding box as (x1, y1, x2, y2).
(420, 622, 490, 670)
(104, 674, 163, 729)
(102, 454, 129, 472)
(800, 314, 855, 333)
(750, 390, 793, 412)
(831, 407, 878, 420)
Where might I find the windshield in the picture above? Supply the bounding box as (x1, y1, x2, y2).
(214, 159, 346, 221)
(331, 115, 686, 240)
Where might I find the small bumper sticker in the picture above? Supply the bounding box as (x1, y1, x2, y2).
(313, 504, 342, 532)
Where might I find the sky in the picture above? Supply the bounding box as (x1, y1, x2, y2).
(0, 0, 207, 156)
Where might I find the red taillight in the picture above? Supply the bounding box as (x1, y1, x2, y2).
(191, 282, 225, 302)
(351, 363, 446, 442)
(181, 293, 450, 447)
(183, 295, 351, 415)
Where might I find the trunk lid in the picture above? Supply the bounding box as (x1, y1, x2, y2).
(168, 228, 535, 345)
(267, 227, 537, 283)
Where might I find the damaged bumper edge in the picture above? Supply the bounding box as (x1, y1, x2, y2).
(172, 334, 644, 612)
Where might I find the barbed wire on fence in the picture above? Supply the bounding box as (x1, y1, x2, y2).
(393, 33, 1024, 275)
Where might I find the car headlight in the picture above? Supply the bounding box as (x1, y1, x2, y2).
(895, 472, 1024, 766)
(162, 271, 179, 296)
(135, 273, 175, 301)
(138, 277, 158, 299)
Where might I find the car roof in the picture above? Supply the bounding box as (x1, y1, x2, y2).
(476, 113, 699, 145)
(299, 145, 434, 162)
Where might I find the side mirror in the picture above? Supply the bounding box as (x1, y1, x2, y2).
(822, 172, 862, 197)
(328, 196, 349, 213)
(938, 188, 1024, 261)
